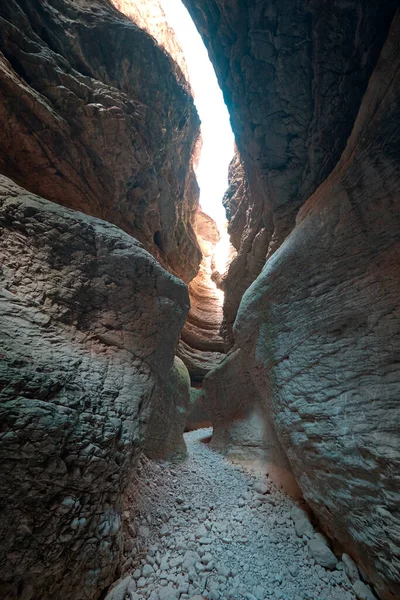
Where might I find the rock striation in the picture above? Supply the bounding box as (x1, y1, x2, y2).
(0, 175, 189, 600)
(178, 211, 226, 382)
(0, 0, 201, 282)
(183, 1, 400, 598)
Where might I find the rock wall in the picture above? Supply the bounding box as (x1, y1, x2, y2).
(0, 175, 189, 600)
(0, 0, 201, 282)
(235, 18, 400, 597)
(184, 0, 398, 325)
(183, 1, 400, 598)
(202, 349, 299, 496)
(110, 0, 189, 81)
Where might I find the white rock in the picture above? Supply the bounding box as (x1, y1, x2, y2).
(352, 580, 378, 600)
(342, 553, 359, 583)
(307, 539, 338, 570)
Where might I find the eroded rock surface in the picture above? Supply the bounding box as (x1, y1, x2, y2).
(202, 349, 298, 495)
(144, 356, 191, 462)
(0, 175, 189, 600)
(0, 0, 201, 282)
(111, 0, 189, 81)
(234, 15, 400, 599)
(184, 0, 398, 325)
(183, 2, 400, 597)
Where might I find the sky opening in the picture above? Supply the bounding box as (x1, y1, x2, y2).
(160, 0, 234, 227)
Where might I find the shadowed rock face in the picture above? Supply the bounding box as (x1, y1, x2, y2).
(183, 0, 398, 330)
(202, 349, 300, 496)
(183, 1, 400, 597)
(144, 356, 191, 462)
(235, 19, 400, 595)
(0, 175, 189, 600)
(0, 0, 201, 282)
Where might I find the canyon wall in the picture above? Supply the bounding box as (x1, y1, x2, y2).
(184, 0, 398, 333)
(0, 2, 200, 598)
(0, 175, 189, 600)
(183, 1, 400, 598)
(0, 0, 201, 282)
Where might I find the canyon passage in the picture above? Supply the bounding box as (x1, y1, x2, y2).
(0, 2, 399, 600)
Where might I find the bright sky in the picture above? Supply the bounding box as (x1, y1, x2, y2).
(160, 0, 234, 226)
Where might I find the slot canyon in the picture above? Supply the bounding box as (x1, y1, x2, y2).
(0, 1, 399, 600)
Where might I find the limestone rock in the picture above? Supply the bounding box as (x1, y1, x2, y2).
(291, 507, 314, 539)
(202, 349, 300, 495)
(104, 576, 136, 600)
(352, 581, 378, 600)
(179, 211, 227, 381)
(0, 175, 189, 600)
(0, 0, 201, 282)
(111, 0, 189, 81)
(184, 2, 400, 597)
(144, 356, 191, 462)
(342, 553, 360, 584)
(307, 539, 337, 570)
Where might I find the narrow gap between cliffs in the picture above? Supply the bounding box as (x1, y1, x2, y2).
(160, 0, 235, 302)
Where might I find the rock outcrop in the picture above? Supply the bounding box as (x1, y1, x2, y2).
(111, 0, 189, 81)
(144, 356, 191, 462)
(183, 2, 400, 598)
(0, 0, 201, 282)
(0, 175, 189, 600)
(202, 349, 299, 496)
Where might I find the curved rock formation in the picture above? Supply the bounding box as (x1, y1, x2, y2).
(111, 0, 189, 81)
(202, 349, 300, 496)
(235, 20, 400, 597)
(183, 2, 400, 598)
(184, 0, 398, 325)
(178, 211, 226, 382)
(0, 175, 189, 600)
(0, 0, 201, 282)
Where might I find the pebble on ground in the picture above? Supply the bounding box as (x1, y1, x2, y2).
(119, 428, 358, 600)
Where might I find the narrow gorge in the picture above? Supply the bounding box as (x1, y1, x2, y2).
(0, 2, 399, 600)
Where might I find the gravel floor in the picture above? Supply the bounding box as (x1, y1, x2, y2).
(123, 428, 357, 600)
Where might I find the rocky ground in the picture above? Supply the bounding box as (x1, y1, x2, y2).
(111, 429, 367, 600)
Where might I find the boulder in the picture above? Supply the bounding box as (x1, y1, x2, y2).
(144, 356, 191, 462)
(307, 539, 338, 570)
